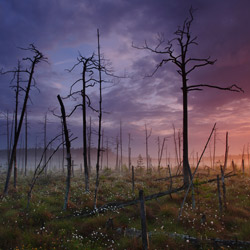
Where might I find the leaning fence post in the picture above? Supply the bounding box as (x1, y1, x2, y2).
(217, 175, 222, 215)
(139, 190, 149, 250)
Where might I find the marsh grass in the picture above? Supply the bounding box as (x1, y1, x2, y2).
(0, 167, 249, 249)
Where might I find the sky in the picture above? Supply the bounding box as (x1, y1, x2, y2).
(0, 0, 250, 161)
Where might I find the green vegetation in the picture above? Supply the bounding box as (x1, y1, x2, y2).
(0, 167, 249, 249)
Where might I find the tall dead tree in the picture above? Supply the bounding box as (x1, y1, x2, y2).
(57, 95, 72, 210)
(3, 45, 46, 195)
(13, 61, 21, 188)
(145, 124, 152, 172)
(65, 52, 100, 192)
(94, 29, 103, 209)
(133, 8, 243, 187)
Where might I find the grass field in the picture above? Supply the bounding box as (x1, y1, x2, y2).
(0, 166, 249, 249)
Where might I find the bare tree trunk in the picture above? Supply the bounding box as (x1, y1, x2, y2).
(223, 132, 228, 171)
(57, 95, 72, 210)
(82, 62, 89, 192)
(93, 29, 102, 210)
(44, 113, 47, 176)
(182, 82, 191, 187)
(4, 46, 45, 195)
(24, 110, 28, 176)
(61, 121, 65, 174)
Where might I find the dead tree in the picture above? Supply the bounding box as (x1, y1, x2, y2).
(133, 8, 243, 187)
(145, 124, 152, 172)
(3, 44, 46, 195)
(57, 95, 73, 210)
(64, 52, 100, 192)
(93, 29, 102, 209)
(13, 62, 21, 188)
(61, 120, 65, 174)
(223, 132, 229, 171)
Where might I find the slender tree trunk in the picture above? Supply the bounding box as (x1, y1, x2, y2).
(57, 95, 72, 210)
(182, 81, 191, 187)
(93, 29, 102, 210)
(223, 132, 228, 171)
(4, 54, 38, 195)
(62, 121, 65, 174)
(82, 62, 89, 192)
(14, 68, 19, 187)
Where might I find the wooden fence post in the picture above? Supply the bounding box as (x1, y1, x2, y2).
(139, 190, 149, 250)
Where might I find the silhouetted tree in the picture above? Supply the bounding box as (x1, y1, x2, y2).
(2, 44, 46, 195)
(133, 8, 243, 187)
(65, 52, 99, 192)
